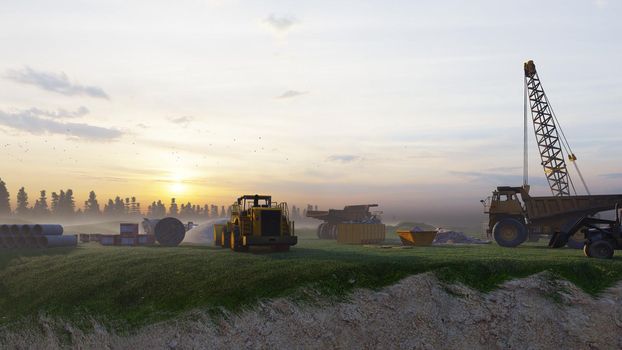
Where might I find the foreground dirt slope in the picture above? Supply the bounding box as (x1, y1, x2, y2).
(4, 272, 622, 349)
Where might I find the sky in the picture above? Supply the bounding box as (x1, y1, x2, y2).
(1, 0, 621, 227)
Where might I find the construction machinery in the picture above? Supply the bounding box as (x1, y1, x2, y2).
(483, 186, 622, 247)
(483, 60, 622, 248)
(219, 194, 297, 252)
(550, 206, 622, 259)
(307, 204, 382, 239)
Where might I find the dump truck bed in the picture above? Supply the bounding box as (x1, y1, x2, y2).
(521, 193, 622, 221)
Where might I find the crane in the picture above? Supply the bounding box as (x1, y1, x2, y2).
(523, 60, 590, 196)
(482, 60, 622, 249)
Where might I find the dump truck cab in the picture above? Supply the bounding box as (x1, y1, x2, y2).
(221, 194, 297, 252)
(483, 186, 529, 247)
(485, 186, 526, 219)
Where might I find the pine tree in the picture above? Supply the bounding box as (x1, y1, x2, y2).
(84, 190, 100, 216)
(33, 190, 49, 217)
(130, 197, 138, 215)
(51, 192, 60, 214)
(0, 178, 10, 215)
(156, 200, 165, 217)
(65, 189, 75, 215)
(16, 187, 29, 216)
(103, 199, 115, 216)
(169, 198, 178, 216)
(114, 196, 125, 216)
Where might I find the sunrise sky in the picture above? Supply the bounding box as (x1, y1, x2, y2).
(1, 0, 621, 225)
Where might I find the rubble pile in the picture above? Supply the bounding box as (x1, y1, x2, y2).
(433, 229, 489, 244)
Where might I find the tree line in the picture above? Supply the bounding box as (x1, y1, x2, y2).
(0, 178, 317, 221)
(0, 178, 229, 220)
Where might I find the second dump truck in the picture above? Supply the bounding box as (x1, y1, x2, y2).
(483, 186, 622, 248)
(219, 194, 297, 252)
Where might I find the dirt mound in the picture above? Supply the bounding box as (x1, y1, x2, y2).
(3, 273, 622, 349)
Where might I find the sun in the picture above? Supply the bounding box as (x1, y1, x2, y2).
(169, 181, 186, 195)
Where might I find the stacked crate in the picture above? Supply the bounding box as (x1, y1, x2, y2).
(96, 223, 156, 246)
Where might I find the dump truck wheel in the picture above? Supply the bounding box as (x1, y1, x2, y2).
(586, 240, 614, 259)
(317, 223, 325, 239)
(492, 218, 527, 247)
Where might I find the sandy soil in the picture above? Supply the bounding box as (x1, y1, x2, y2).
(3, 272, 622, 349)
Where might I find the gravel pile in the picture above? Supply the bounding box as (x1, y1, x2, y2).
(433, 229, 490, 244)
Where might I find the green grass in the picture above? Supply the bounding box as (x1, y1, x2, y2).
(1, 228, 622, 331)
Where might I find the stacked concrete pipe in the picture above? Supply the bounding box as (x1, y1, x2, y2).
(0, 224, 77, 249)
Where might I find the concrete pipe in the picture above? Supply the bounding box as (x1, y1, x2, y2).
(21, 224, 32, 236)
(25, 236, 39, 248)
(42, 235, 78, 248)
(31, 224, 64, 236)
(10, 224, 20, 235)
(2, 235, 16, 248)
(153, 217, 186, 247)
(15, 235, 27, 248)
(1, 224, 9, 235)
(33, 236, 46, 248)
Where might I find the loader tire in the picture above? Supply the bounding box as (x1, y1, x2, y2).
(585, 240, 614, 259)
(493, 218, 527, 248)
(230, 227, 247, 252)
(221, 227, 231, 248)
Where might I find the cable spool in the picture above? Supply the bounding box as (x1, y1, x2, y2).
(147, 217, 187, 247)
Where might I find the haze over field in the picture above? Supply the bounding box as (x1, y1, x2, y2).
(1, 0, 621, 226)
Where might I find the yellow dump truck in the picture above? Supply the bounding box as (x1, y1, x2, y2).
(483, 186, 622, 248)
(219, 194, 297, 252)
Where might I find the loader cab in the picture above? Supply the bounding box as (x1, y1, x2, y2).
(237, 195, 273, 211)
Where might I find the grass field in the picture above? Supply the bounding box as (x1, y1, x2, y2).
(1, 226, 622, 331)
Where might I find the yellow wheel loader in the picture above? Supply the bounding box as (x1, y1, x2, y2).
(219, 194, 297, 252)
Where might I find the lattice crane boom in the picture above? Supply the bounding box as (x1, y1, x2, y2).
(523, 60, 588, 196)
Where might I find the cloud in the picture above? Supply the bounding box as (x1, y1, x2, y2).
(5, 67, 109, 99)
(449, 170, 547, 187)
(594, 0, 608, 8)
(276, 90, 308, 99)
(169, 116, 194, 127)
(0, 109, 123, 140)
(327, 155, 360, 163)
(24, 106, 90, 119)
(264, 14, 298, 32)
(600, 173, 622, 179)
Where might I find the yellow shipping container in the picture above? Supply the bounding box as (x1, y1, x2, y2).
(337, 223, 386, 244)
